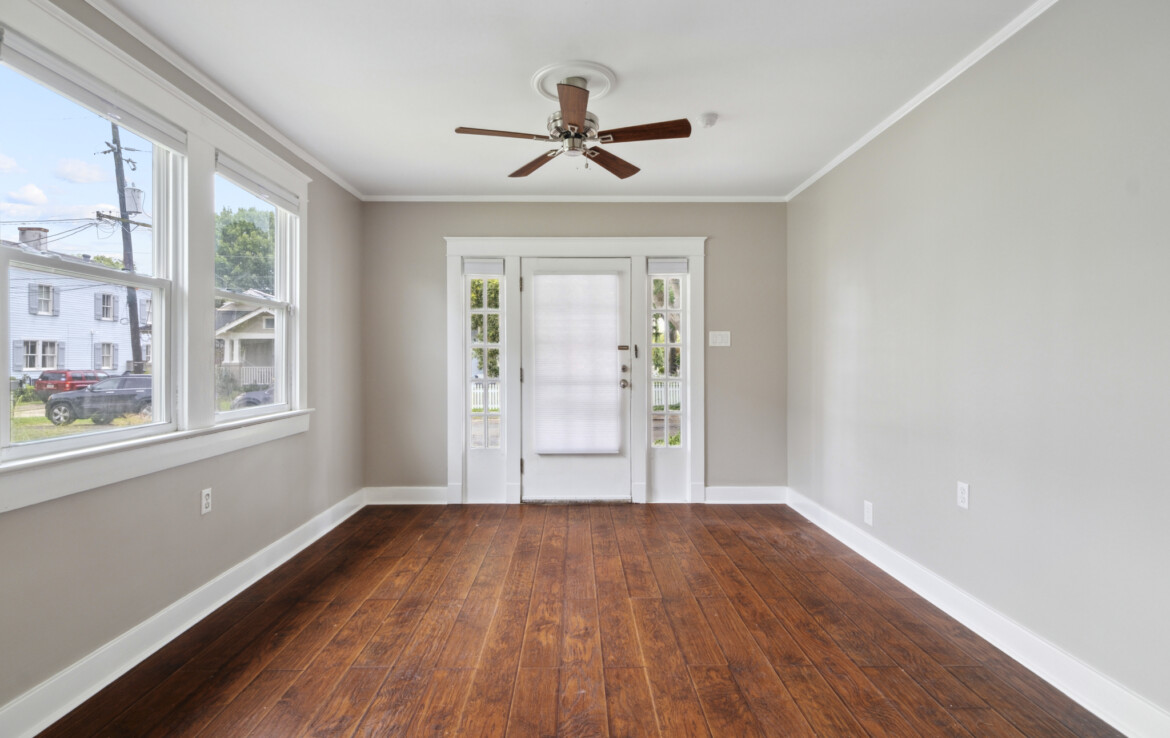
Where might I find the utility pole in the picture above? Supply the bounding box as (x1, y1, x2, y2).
(108, 123, 144, 373)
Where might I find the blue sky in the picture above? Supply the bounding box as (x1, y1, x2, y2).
(1, 64, 266, 275)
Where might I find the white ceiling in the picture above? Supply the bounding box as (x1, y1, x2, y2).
(104, 0, 1041, 200)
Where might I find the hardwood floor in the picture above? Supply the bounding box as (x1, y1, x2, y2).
(41, 504, 1120, 737)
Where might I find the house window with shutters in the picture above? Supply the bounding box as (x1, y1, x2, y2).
(97, 293, 118, 321)
(29, 284, 58, 316)
(19, 340, 61, 371)
(97, 343, 117, 371)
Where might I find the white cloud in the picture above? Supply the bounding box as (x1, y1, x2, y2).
(7, 184, 48, 206)
(55, 158, 110, 184)
(0, 152, 19, 173)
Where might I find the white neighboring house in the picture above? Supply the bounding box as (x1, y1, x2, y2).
(215, 291, 275, 388)
(7, 227, 151, 378)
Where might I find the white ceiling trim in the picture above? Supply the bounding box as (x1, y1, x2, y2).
(784, 0, 1062, 202)
(83, 0, 364, 201)
(368, 195, 787, 203)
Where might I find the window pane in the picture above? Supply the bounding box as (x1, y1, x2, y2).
(668, 347, 681, 377)
(214, 175, 275, 295)
(651, 347, 665, 377)
(487, 415, 500, 449)
(486, 279, 500, 309)
(668, 381, 682, 411)
(486, 382, 500, 412)
(215, 298, 279, 411)
(668, 415, 681, 446)
(651, 313, 665, 344)
(470, 415, 484, 449)
(486, 348, 499, 378)
(0, 67, 156, 276)
(652, 278, 665, 309)
(470, 313, 483, 343)
(651, 380, 665, 411)
(668, 313, 681, 343)
(470, 278, 484, 308)
(668, 278, 681, 309)
(652, 413, 666, 447)
(470, 381, 484, 412)
(486, 314, 499, 344)
(9, 269, 158, 443)
(471, 348, 485, 379)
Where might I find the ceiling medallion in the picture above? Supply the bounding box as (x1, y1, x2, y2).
(530, 60, 616, 102)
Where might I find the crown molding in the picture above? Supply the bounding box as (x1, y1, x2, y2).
(784, 0, 1063, 202)
(81, 0, 365, 201)
(364, 194, 787, 203)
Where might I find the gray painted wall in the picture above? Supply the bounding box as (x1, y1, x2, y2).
(0, 3, 366, 707)
(788, 0, 1170, 711)
(362, 202, 787, 488)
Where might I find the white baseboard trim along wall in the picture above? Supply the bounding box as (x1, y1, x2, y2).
(785, 487, 1170, 738)
(0, 488, 367, 738)
(5, 486, 1165, 737)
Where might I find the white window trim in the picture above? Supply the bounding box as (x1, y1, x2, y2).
(445, 237, 706, 505)
(0, 1, 311, 513)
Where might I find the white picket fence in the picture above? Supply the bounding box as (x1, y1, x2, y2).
(218, 365, 275, 386)
(652, 382, 682, 409)
(470, 382, 501, 411)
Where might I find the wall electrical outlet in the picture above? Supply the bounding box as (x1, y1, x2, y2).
(957, 482, 969, 510)
(863, 500, 873, 526)
(201, 488, 212, 515)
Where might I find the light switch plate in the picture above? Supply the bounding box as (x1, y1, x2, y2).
(709, 331, 732, 347)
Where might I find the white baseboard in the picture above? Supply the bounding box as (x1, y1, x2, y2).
(704, 485, 787, 503)
(0, 489, 366, 738)
(362, 486, 448, 505)
(786, 488, 1170, 737)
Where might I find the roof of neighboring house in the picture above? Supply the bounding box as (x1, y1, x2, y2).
(216, 306, 275, 335)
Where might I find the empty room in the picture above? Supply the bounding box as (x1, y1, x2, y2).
(1, 0, 1167, 735)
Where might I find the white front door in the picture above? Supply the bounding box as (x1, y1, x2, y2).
(521, 258, 632, 501)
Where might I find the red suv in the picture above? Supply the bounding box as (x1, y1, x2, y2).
(34, 370, 109, 401)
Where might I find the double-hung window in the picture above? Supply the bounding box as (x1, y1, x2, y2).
(212, 156, 299, 417)
(1, 11, 307, 508)
(1, 28, 178, 454)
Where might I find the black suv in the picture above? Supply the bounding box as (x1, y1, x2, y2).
(45, 375, 152, 425)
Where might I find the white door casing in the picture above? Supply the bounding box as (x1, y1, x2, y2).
(446, 237, 705, 505)
(521, 258, 631, 501)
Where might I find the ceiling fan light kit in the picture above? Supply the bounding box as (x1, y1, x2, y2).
(456, 63, 692, 179)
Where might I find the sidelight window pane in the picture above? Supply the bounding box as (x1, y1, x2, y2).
(486, 279, 499, 309)
(652, 278, 665, 309)
(668, 313, 681, 343)
(486, 314, 499, 344)
(668, 278, 681, 309)
(668, 347, 681, 377)
(651, 313, 665, 344)
(651, 347, 665, 378)
(470, 278, 483, 308)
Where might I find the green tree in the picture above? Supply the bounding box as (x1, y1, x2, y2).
(215, 207, 274, 293)
(91, 254, 124, 270)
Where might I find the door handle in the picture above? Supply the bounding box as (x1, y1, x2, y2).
(619, 379, 630, 389)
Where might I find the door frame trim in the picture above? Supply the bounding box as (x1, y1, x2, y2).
(446, 237, 706, 504)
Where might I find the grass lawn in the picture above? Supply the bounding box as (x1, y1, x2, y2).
(10, 410, 150, 443)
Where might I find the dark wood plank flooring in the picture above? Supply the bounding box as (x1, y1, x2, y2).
(41, 504, 1120, 736)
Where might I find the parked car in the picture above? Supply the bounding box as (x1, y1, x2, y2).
(45, 375, 152, 425)
(230, 385, 274, 410)
(34, 370, 109, 401)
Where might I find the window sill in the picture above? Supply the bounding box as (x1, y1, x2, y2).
(0, 409, 313, 514)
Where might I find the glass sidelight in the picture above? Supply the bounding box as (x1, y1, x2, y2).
(468, 275, 501, 448)
(650, 274, 685, 447)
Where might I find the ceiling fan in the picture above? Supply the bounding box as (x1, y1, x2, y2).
(455, 76, 691, 179)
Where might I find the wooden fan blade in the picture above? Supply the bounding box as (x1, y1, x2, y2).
(557, 82, 589, 132)
(509, 150, 561, 177)
(598, 118, 692, 144)
(456, 127, 548, 141)
(586, 147, 640, 179)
